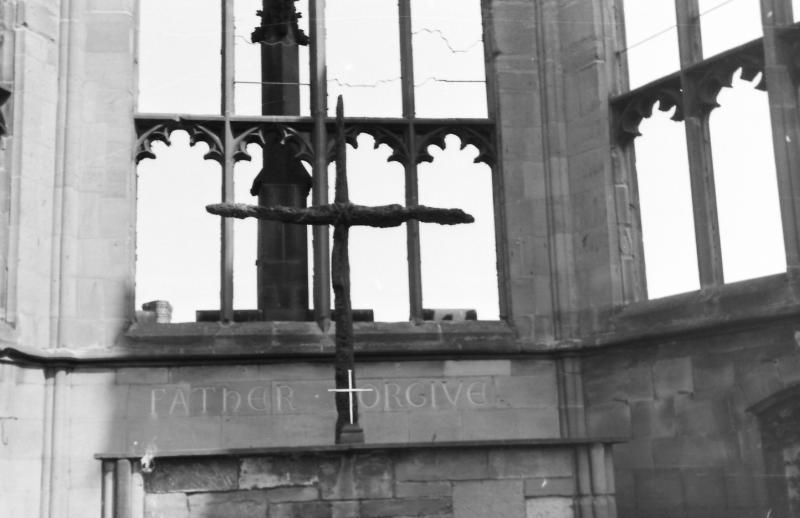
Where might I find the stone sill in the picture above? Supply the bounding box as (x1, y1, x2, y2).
(95, 437, 625, 461)
(586, 271, 800, 348)
(119, 319, 519, 360)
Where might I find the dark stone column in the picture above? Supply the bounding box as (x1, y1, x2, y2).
(252, 0, 311, 320)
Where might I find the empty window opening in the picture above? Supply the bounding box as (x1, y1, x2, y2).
(634, 105, 700, 298)
(234, 0, 311, 116)
(411, 0, 487, 118)
(621, 0, 680, 89)
(135, 132, 220, 323)
(327, 0, 402, 117)
(709, 70, 786, 282)
(419, 135, 498, 320)
(336, 135, 408, 321)
(138, 0, 220, 114)
(698, 0, 762, 58)
(232, 144, 262, 313)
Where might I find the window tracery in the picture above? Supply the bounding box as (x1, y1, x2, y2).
(135, 0, 497, 323)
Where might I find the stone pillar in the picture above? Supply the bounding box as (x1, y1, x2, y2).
(252, 0, 312, 320)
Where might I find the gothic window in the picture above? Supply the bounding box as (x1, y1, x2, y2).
(612, 0, 798, 300)
(135, 0, 498, 323)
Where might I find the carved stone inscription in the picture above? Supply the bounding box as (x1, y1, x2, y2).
(147, 378, 492, 418)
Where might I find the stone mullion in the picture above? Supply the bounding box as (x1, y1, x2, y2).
(609, 0, 647, 303)
(398, 0, 423, 322)
(480, 0, 511, 320)
(675, 0, 725, 287)
(220, 0, 236, 321)
(760, 0, 800, 270)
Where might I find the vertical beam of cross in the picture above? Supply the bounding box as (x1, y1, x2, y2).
(206, 96, 474, 444)
(330, 97, 361, 443)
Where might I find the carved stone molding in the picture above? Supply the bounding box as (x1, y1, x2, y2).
(689, 49, 765, 115)
(135, 121, 176, 163)
(187, 122, 225, 163)
(610, 76, 684, 146)
(416, 124, 496, 166)
(231, 123, 312, 163)
(134, 115, 497, 172)
(135, 118, 224, 164)
(340, 124, 408, 165)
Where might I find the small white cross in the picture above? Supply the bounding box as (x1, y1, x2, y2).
(328, 369, 374, 425)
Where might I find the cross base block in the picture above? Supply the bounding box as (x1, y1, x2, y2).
(337, 423, 365, 444)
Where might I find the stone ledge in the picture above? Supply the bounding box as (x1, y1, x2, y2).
(95, 437, 625, 460)
(584, 271, 800, 348)
(121, 320, 519, 358)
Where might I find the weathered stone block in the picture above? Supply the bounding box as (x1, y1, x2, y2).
(124, 416, 223, 454)
(674, 396, 732, 436)
(266, 486, 319, 503)
(443, 360, 511, 377)
(653, 358, 693, 398)
(739, 362, 784, 406)
(681, 468, 725, 507)
(353, 453, 393, 499)
(651, 437, 738, 468)
(332, 500, 360, 518)
(584, 363, 653, 405)
(525, 497, 574, 518)
(395, 450, 488, 482)
(269, 501, 331, 518)
(144, 493, 188, 518)
(461, 408, 560, 440)
(408, 410, 459, 442)
(489, 449, 572, 479)
(692, 355, 735, 396)
(634, 469, 683, 506)
(188, 491, 268, 518)
(318, 453, 393, 500)
(240, 455, 321, 489)
(587, 401, 631, 437)
(361, 411, 409, 443)
(145, 458, 237, 493)
(631, 399, 675, 439)
(612, 439, 654, 469)
(523, 477, 575, 497)
(494, 375, 558, 408)
(395, 481, 453, 499)
(360, 498, 453, 518)
(453, 480, 524, 518)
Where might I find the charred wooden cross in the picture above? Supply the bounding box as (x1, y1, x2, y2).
(207, 96, 474, 444)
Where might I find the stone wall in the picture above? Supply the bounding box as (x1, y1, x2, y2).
(0, 364, 46, 518)
(133, 445, 611, 518)
(0, 0, 136, 351)
(0, 356, 562, 518)
(582, 319, 800, 517)
(72, 357, 559, 458)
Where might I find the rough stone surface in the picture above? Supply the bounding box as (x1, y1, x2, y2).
(360, 498, 452, 518)
(240, 455, 321, 489)
(452, 480, 525, 518)
(187, 491, 269, 518)
(525, 497, 574, 518)
(145, 458, 238, 493)
(144, 493, 188, 518)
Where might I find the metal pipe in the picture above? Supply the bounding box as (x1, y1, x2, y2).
(310, 0, 330, 328)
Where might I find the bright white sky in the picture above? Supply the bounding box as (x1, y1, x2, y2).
(136, 0, 792, 322)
